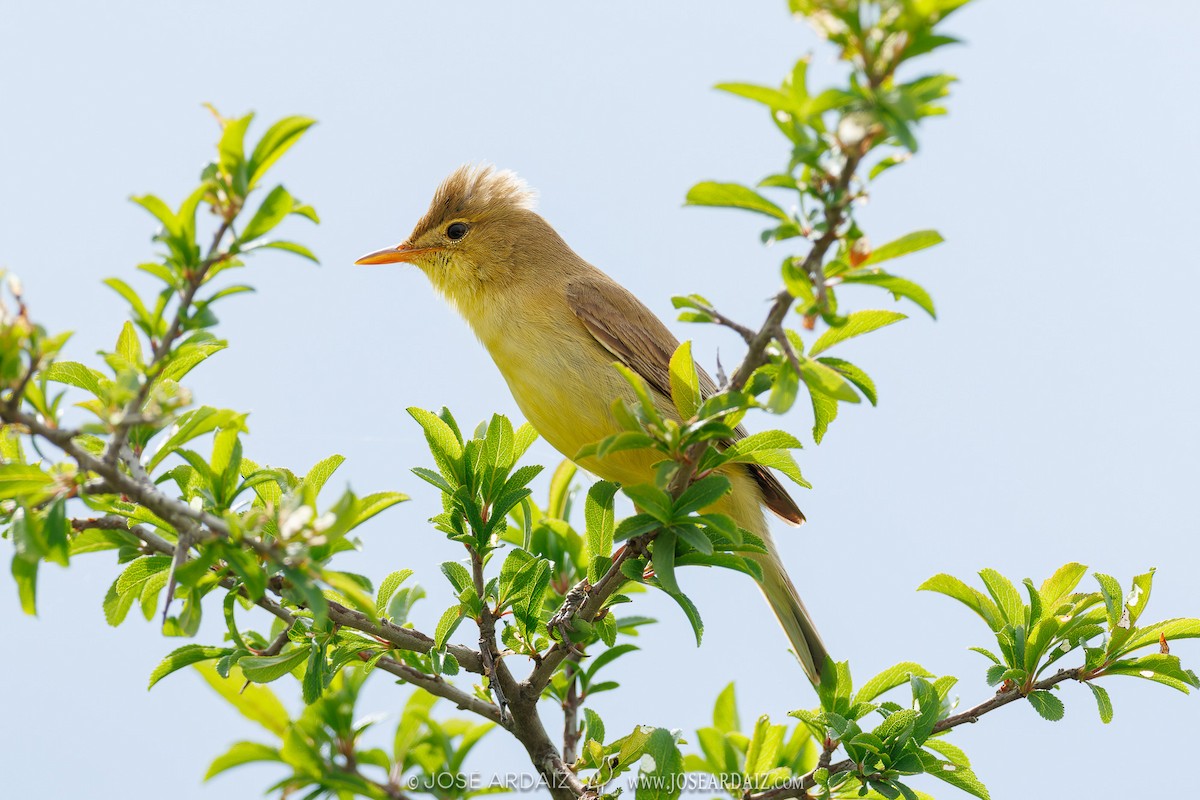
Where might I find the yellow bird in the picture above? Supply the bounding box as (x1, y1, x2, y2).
(358, 165, 827, 683)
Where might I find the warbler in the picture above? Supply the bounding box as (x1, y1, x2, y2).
(357, 165, 827, 683)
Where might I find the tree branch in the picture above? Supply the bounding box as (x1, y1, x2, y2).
(102, 218, 232, 465)
(561, 651, 584, 765)
(372, 655, 507, 726)
(470, 547, 511, 722)
(525, 533, 649, 693)
(10, 403, 492, 676)
(747, 667, 1087, 800)
(70, 510, 504, 725)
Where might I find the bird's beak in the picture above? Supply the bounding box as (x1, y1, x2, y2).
(354, 244, 441, 265)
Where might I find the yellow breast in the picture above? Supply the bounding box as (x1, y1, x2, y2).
(483, 309, 655, 485)
(463, 279, 769, 537)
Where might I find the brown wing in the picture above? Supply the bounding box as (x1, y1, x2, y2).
(565, 276, 805, 525)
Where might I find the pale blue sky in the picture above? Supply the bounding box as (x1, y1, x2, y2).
(2, 2, 1198, 798)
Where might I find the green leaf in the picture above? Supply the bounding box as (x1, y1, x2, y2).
(855, 662, 934, 704)
(613, 363, 665, 428)
(130, 193, 182, 237)
(712, 683, 740, 734)
(651, 528, 679, 595)
(614, 513, 663, 543)
(42, 361, 106, 396)
(840, 272, 936, 318)
(145, 406, 248, 472)
(148, 644, 230, 689)
(635, 727, 684, 800)
(394, 689, 438, 761)
(859, 230, 944, 267)
(672, 525, 714, 556)
(668, 341, 701, 419)
(1122, 618, 1200, 652)
(325, 571, 376, 614)
(116, 555, 171, 595)
(715, 82, 802, 114)
(724, 430, 803, 456)
(376, 569, 414, 615)
(1086, 682, 1113, 724)
(353, 491, 408, 529)
(194, 663, 290, 736)
(809, 310, 907, 356)
(666, 586, 703, 646)
(809, 383, 838, 444)
(767, 360, 801, 412)
(917, 749, 990, 800)
(240, 647, 309, 683)
(583, 708, 606, 746)
(103, 575, 135, 625)
(281, 724, 322, 778)
(115, 321, 143, 366)
(1038, 562, 1088, 607)
(239, 185, 294, 244)
(11, 557, 38, 615)
(216, 111, 253, 180)
(440, 561, 473, 594)
(247, 116, 316, 190)
(798, 357, 861, 402)
(160, 340, 227, 383)
(547, 459, 578, 520)
(253, 240, 319, 264)
(1125, 568, 1155, 629)
(1094, 573, 1124, 632)
(585, 480, 619, 581)
(408, 407, 464, 483)
(673, 475, 731, 517)
(978, 568, 1024, 627)
(624, 484, 674, 523)
(685, 182, 790, 222)
(434, 605, 465, 650)
(918, 573, 1002, 631)
(299, 453, 345, 498)
(0, 463, 55, 501)
(746, 714, 786, 775)
(204, 741, 282, 781)
(1026, 690, 1065, 721)
(924, 738, 971, 768)
(1102, 653, 1200, 693)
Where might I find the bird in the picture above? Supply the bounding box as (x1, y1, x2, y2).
(357, 165, 827, 684)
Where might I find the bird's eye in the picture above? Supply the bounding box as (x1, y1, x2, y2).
(446, 222, 469, 240)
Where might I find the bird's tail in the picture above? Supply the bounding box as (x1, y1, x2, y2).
(718, 474, 828, 686)
(750, 541, 828, 686)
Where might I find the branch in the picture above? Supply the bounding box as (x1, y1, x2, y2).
(372, 655, 506, 726)
(931, 667, 1082, 734)
(561, 651, 584, 765)
(505, 697, 592, 800)
(724, 150, 862, 394)
(102, 219, 232, 465)
(10, 403, 492, 676)
(525, 533, 650, 692)
(471, 547, 512, 723)
(73, 511, 503, 723)
(747, 668, 1086, 800)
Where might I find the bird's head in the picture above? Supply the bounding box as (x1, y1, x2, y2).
(356, 164, 561, 315)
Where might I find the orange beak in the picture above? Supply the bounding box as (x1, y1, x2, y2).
(354, 244, 441, 265)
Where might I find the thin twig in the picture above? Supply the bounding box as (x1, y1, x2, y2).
(372, 655, 507, 726)
(471, 547, 511, 724)
(747, 668, 1086, 800)
(561, 651, 584, 765)
(70, 511, 501, 720)
(102, 219, 231, 465)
